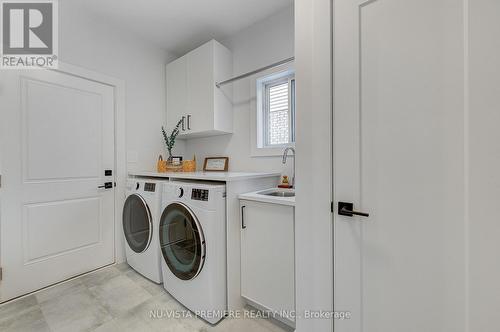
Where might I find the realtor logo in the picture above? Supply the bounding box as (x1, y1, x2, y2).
(1, 0, 58, 69)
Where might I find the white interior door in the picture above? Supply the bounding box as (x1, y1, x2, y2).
(0, 69, 115, 302)
(334, 0, 466, 331)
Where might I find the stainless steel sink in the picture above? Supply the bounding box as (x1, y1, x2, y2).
(257, 189, 295, 197)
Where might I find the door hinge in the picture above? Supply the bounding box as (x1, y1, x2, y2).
(0, 174, 2, 188)
(0, 267, 3, 281)
(331, 201, 334, 213)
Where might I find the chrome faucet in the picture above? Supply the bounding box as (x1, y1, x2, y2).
(282, 147, 295, 188)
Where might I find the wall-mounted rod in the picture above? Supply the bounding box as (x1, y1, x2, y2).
(215, 56, 294, 88)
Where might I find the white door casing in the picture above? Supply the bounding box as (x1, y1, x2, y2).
(294, 0, 333, 331)
(334, 0, 466, 331)
(0, 69, 116, 301)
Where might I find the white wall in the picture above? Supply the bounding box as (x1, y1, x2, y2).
(58, 1, 180, 173)
(182, 5, 294, 175)
(57, 1, 179, 262)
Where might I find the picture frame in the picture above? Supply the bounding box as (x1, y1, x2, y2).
(203, 157, 229, 172)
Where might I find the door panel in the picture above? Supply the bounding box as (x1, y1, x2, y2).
(0, 69, 115, 301)
(334, 0, 465, 331)
(23, 197, 101, 262)
(240, 201, 295, 317)
(23, 78, 102, 181)
(187, 41, 214, 134)
(166, 56, 187, 131)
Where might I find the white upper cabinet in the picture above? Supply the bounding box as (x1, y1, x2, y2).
(166, 55, 187, 131)
(166, 40, 233, 138)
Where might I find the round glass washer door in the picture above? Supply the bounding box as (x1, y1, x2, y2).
(159, 202, 206, 281)
(122, 194, 153, 253)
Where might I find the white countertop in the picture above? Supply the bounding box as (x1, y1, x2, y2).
(128, 171, 281, 182)
(239, 188, 295, 206)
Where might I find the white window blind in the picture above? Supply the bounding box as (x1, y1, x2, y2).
(268, 82, 290, 145)
(263, 74, 295, 147)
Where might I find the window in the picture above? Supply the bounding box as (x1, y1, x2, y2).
(259, 71, 295, 148)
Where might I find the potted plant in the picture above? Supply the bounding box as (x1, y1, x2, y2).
(161, 118, 183, 171)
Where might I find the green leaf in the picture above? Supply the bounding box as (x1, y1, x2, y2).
(162, 118, 184, 151)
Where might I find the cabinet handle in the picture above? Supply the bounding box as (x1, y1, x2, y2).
(241, 205, 246, 229)
(187, 115, 191, 130)
(181, 116, 186, 131)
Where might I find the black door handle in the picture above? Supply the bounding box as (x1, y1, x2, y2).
(98, 182, 113, 189)
(338, 201, 369, 217)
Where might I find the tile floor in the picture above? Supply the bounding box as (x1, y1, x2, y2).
(0, 264, 292, 332)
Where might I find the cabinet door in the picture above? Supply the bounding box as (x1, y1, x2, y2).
(186, 41, 214, 134)
(166, 56, 187, 132)
(240, 201, 295, 316)
(213, 41, 233, 133)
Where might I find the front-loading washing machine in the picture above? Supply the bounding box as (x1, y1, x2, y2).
(160, 181, 227, 324)
(123, 178, 167, 283)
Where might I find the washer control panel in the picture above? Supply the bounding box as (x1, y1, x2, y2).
(191, 188, 209, 201)
(143, 183, 156, 192)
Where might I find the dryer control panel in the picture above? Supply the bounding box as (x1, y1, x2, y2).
(144, 183, 156, 192)
(191, 188, 209, 201)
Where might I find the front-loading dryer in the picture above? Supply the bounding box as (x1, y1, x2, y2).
(160, 181, 227, 324)
(123, 178, 167, 283)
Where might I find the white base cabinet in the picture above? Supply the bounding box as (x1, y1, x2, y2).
(240, 200, 295, 326)
(166, 39, 233, 138)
